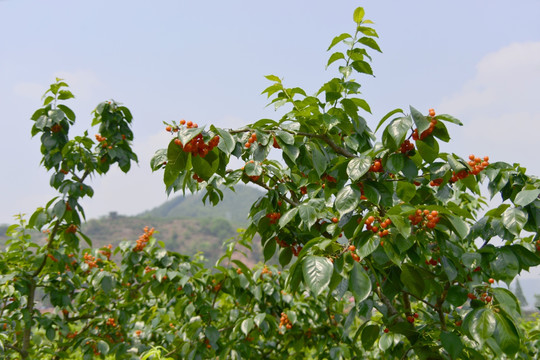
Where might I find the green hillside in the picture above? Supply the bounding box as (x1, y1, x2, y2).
(140, 185, 263, 226)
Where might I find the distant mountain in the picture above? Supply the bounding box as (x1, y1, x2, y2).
(140, 185, 264, 226)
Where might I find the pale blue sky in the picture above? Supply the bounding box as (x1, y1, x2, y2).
(1, 0, 540, 225)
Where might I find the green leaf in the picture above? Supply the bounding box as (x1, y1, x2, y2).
(493, 312, 520, 355)
(298, 204, 317, 228)
(192, 148, 219, 180)
(241, 318, 254, 336)
(244, 161, 263, 176)
(490, 247, 519, 283)
(492, 287, 521, 320)
(382, 116, 412, 151)
(263, 238, 277, 262)
(351, 60, 373, 75)
(410, 106, 431, 134)
(441, 331, 463, 359)
(387, 214, 411, 238)
(361, 324, 379, 350)
(57, 104, 75, 122)
(335, 186, 360, 216)
(514, 188, 540, 206)
(276, 130, 294, 145)
(264, 74, 281, 82)
(279, 208, 298, 228)
(215, 128, 236, 155)
(441, 256, 457, 281)
(385, 153, 405, 174)
(97, 340, 110, 355)
(347, 155, 372, 181)
(279, 247, 293, 267)
(46, 326, 55, 341)
(400, 264, 425, 298)
(349, 262, 371, 302)
(396, 182, 416, 203)
(375, 108, 404, 132)
(205, 326, 220, 344)
(302, 256, 333, 296)
(363, 183, 380, 204)
(328, 33, 352, 51)
(416, 136, 439, 163)
(446, 285, 468, 307)
(311, 146, 327, 177)
(357, 37, 382, 52)
(436, 114, 463, 126)
(501, 207, 528, 235)
(509, 245, 540, 271)
(469, 308, 496, 344)
(353, 7, 365, 23)
(327, 52, 345, 68)
(447, 214, 470, 239)
(101, 275, 114, 294)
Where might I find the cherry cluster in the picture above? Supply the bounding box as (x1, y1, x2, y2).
(275, 236, 303, 256)
(244, 132, 257, 148)
(412, 108, 438, 140)
(446, 155, 490, 183)
(261, 265, 273, 277)
(95, 134, 113, 149)
(364, 216, 392, 237)
(406, 313, 419, 323)
(348, 245, 360, 262)
(99, 244, 113, 260)
(174, 133, 220, 158)
(400, 139, 414, 154)
(369, 159, 383, 173)
(65, 224, 77, 234)
(408, 209, 439, 229)
(322, 174, 337, 183)
(83, 252, 99, 269)
(133, 226, 155, 252)
(424, 258, 439, 266)
(106, 317, 117, 327)
(166, 119, 198, 132)
(279, 312, 292, 330)
(192, 173, 204, 183)
(266, 212, 281, 224)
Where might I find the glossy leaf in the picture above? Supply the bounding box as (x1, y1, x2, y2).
(349, 262, 371, 302)
(347, 155, 372, 181)
(302, 256, 333, 296)
(335, 186, 360, 216)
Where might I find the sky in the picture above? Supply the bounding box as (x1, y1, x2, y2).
(1, 2, 540, 233)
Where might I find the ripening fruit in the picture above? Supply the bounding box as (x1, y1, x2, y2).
(165, 126, 172, 132)
(245, 142, 251, 148)
(488, 278, 494, 284)
(428, 108, 435, 117)
(332, 217, 339, 224)
(349, 245, 356, 252)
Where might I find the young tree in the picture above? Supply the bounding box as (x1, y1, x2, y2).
(153, 6, 540, 359)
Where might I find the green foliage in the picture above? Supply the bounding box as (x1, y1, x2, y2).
(2, 6, 540, 360)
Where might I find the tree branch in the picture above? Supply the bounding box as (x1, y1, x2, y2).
(5, 343, 27, 358)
